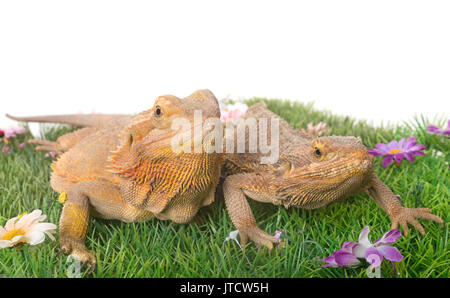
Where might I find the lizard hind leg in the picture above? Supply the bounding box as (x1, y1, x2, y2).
(28, 127, 98, 155)
(223, 173, 278, 249)
(27, 139, 62, 155)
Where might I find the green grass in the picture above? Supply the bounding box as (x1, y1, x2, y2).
(0, 99, 448, 278)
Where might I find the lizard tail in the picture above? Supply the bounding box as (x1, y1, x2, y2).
(5, 114, 130, 127)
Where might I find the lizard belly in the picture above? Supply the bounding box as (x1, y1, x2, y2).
(154, 188, 211, 223)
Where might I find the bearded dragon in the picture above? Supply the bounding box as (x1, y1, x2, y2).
(222, 103, 444, 248)
(7, 89, 223, 271)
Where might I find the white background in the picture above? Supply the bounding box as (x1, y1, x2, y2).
(1, 0, 449, 129)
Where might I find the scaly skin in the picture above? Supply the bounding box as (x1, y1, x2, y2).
(7, 90, 223, 272)
(223, 103, 444, 248)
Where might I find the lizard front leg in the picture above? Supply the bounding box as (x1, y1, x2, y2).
(367, 175, 444, 235)
(59, 180, 153, 273)
(59, 183, 95, 272)
(223, 173, 278, 249)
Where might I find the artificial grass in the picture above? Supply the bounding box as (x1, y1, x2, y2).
(0, 98, 448, 278)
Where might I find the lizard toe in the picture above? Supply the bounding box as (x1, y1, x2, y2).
(239, 226, 277, 249)
(391, 207, 444, 236)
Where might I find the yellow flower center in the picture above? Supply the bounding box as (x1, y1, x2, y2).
(388, 149, 403, 154)
(1, 229, 25, 241)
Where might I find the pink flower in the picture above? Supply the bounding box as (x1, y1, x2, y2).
(368, 136, 426, 168)
(0, 130, 4, 137)
(45, 151, 57, 158)
(220, 103, 248, 122)
(274, 230, 287, 248)
(2, 147, 11, 153)
(19, 143, 25, 149)
(3, 127, 26, 139)
(301, 122, 327, 138)
(427, 120, 450, 136)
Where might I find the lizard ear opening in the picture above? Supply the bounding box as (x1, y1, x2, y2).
(128, 134, 133, 147)
(108, 110, 153, 175)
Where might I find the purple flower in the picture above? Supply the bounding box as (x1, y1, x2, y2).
(322, 226, 403, 270)
(322, 241, 361, 268)
(352, 226, 403, 267)
(368, 137, 426, 168)
(427, 120, 450, 136)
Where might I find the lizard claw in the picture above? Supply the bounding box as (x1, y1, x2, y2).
(69, 249, 97, 274)
(59, 239, 97, 274)
(390, 207, 444, 236)
(239, 226, 278, 249)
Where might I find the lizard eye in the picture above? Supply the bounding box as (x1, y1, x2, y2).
(314, 147, 322, 157)
(155, 106, 162, 117)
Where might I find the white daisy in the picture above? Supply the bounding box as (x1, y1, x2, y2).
(0, 210, 57, 248)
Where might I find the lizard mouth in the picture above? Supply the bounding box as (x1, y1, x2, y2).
(295, 152, 373, 180)
(283, 154, 374, 208)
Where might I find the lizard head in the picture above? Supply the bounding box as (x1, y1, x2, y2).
(147, 89, 221, 131)
(111, 89, 221, 152)
(280, 135, 374, 208)
(108, 89, 223, 215)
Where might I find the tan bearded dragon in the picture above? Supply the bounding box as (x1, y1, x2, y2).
(222, 103, 444, 248)
(7, 89, 223, 272)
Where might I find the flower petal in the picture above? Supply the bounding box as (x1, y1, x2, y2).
(44, 231, 56, 241)
(341, 241, 359, 252)
(368, 148, 385, 157)
(393, 152, 404, 162)
(375, 143, 389, 153)
(30, 222, 57, 232)
(4, 217, 18, 230)
(427, 125, 441, 134)
(386, 140, 398, 151)
(358, 226, 371, 243)
(398, 137, 406, 148)
(374, 229, 402, 245)
(11, 235, 26, 244)
(404, 136, 418, 150)
(381, 155, 394, 168)
(322, 255, 338, 268)
(334, 251, 361, 267)
(26, 231, 45, 245)
(352, 243, 367, 258)
(0, 240, 14, 248)
(407, 144, 426, 152)
(377, 245, 403, 262)
(405, 152, 416, 162)
(365, 247, 383, 267)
